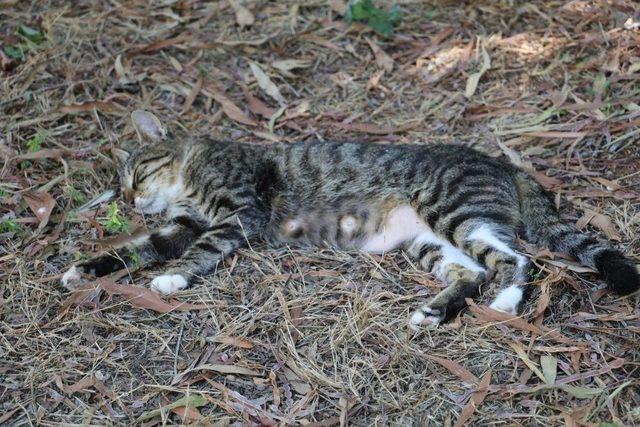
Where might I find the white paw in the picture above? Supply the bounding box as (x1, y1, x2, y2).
(489, 285, 522, 315)
(150, 274, 188, 295)
(409, 306, 443, 331)
(61, 266, 83, 290)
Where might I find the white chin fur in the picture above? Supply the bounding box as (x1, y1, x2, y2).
(150, 274, 188, 294)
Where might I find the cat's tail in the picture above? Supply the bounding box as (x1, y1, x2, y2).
(515, 171, 640, 295)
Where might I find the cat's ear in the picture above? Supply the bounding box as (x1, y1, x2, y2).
(131, 110, 167, 143)
(111, 147, 131, 166)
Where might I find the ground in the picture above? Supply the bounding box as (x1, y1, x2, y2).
(1, 0, 640, 425)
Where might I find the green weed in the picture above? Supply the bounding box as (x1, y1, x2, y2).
(345, 0, 402, 37)
(102, 201, 130, 234)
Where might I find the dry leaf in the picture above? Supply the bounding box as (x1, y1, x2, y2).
(576, 209, 621, 241)
(331, 119, 420, 135)
(114, 54, 127, 81)
(98, 279, 215, 313)
(466, 300, 577, 345)
(241, 85, 276, 118)
(182, 76, 203, 114)
(541, 355, 558, 385)
(509, 342, 546, 383)
(365, 38, 394, 73)
(204, 84, 257, 126)
(329, 0, 346, 15)
(540, 258, 597, 273)
(14, 148, 66, 161)
(249, 62, 286, 107)
(465, 43, 491, 98)
(128, 34, 186, 56)
(271, 59, 311, 72)
(139, 394, 208, 422)
(171, 404, 203, 424)
(179, 363, 262, 377)
(424, 354, 479, 385)
(63, 375, 96, 394)
(228, 0, 254, 27)
(214, 335, 255, 349)
(59, 101, 125, 115)
(23, 191, 56, 229)
(591, 177, 622, 191)
(454, 370, 491, 427)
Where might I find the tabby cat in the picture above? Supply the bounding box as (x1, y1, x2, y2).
(61, 111, 640, 328)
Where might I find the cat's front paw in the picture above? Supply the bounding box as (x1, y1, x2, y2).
(61, 266, 86, 290)
(409, 306, 445, 330)
(150, 274, 188, 295)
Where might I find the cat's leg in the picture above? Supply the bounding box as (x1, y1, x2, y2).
(406, 232, 486, 328)
(150, 210, 264, 294)
(459, 223, 532, 315)
(61, 215, 206, 290)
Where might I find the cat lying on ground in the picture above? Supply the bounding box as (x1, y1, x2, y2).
(62, 111, 640, 328)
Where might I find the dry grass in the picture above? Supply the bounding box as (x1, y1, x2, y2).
(2, 0, 640, 425)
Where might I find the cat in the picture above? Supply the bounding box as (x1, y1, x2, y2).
(61, 110, 640, 328)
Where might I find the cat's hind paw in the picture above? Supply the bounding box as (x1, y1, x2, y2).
(489, 285, 523, 315)
(409, 306, 444, 331)
(150, 274, 188, 295)
(61, 266, 85, 291)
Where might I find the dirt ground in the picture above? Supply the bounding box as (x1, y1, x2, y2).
(1, 0, 640, 425)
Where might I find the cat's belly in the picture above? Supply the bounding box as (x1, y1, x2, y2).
(271, 202, 432, 253)
(360, 204, 430, 253)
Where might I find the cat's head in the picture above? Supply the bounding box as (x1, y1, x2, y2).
(112, 111, 183, 214)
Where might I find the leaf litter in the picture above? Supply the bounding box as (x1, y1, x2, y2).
(1, 0, 639, 425)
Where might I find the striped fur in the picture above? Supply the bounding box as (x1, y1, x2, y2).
(62, 111, 640, 328)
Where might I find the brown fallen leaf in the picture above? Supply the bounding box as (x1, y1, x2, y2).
(591, 176, 622, 191)
(465, 42, 491, 98)
(182, 76, 203, 114)
(250, 62, 286, 107)
(23, 191, 56, 229)
(173, 363, 262, 385)
(576, 209, 621, 241)
(366, 69, 386, 91)
(508, 342, 546, 383)
(331, 119, 420, 135)
(329, 0, 346, 15)
(423, 354, 479, 385)
(454, 370, 491, 427)
(539, 257, 597, 273)
(241, 85, 276, 118)
(14, 148, 67, 161)
(466, 299, 578, 345)
(204, 84, 257, 126)
(228, 0, 254, 27)
(214, 335, 255, 349)
(171, 401, 204, 424)
(529, 170, 563, 190)
(63, 375, 96, 394)
(0, 407, 20, 425)
(58, 101, 125, 115)
(98, 279, 216, 313)
(127, 34, 187, 56)
(271, 59, 312, 72)
(365, 38, 394, 73)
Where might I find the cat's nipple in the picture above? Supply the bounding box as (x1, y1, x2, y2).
(340, 215, 358, 236)
(282, 218, 303, 238)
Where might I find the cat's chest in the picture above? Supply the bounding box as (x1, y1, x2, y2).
(269, 202, 430, 253)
